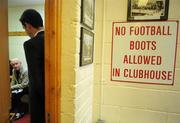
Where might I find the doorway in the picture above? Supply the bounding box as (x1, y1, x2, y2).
(0, 0, 61, 122)
(8, 0, 45, 122)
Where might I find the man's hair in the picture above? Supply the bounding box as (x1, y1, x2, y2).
(10, 58, 22, 65)
(19, 9, 43, 28)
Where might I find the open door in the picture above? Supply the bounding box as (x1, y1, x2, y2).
(0, 0, 61, 122)
(0, 0, 11, 122)
(45, 0, 61, 122)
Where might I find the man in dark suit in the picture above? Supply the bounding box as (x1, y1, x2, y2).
(19, 9, 45, 123)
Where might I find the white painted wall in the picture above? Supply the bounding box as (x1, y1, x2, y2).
(93, 0, 180, 123)
(61, 0, 93, 122)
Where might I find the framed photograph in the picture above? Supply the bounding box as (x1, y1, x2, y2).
(127, 0, 169, 21)
(81, 0, 95, 29)
(80, 28, 94, 66)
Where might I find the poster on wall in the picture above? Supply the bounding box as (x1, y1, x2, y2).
(127, 0, 169, 21)
(80, 27, 94, 66)
(111, 21, 178, 85)
(81, 0, 95, 29)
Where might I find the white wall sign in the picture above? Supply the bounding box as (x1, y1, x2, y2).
(111, 21, 178, 85)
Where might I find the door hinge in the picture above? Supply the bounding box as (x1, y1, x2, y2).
(47, 113, 50, 123)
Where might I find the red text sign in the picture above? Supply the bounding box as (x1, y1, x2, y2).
(111, 21, 178, 85)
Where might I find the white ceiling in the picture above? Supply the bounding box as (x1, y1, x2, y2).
(8, 0, 44, 7)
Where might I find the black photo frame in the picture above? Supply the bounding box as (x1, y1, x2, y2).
(127, 0, 169, 21)
(80, 27, 94, 66)
(81, 0, 95, 29)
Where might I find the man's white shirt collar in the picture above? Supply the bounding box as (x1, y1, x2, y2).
(34, 29, 44, 37)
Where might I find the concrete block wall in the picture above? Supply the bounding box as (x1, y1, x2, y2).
(93, 0, 105, 122)
(93, 0, 180, 123)
(61, 0, 93, 122)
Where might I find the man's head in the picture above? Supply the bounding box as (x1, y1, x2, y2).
(11, 58, 22, 71)
(19, 9, 43, 38)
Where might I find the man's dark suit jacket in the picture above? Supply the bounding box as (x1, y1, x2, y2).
(24, 31, 45, 123)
